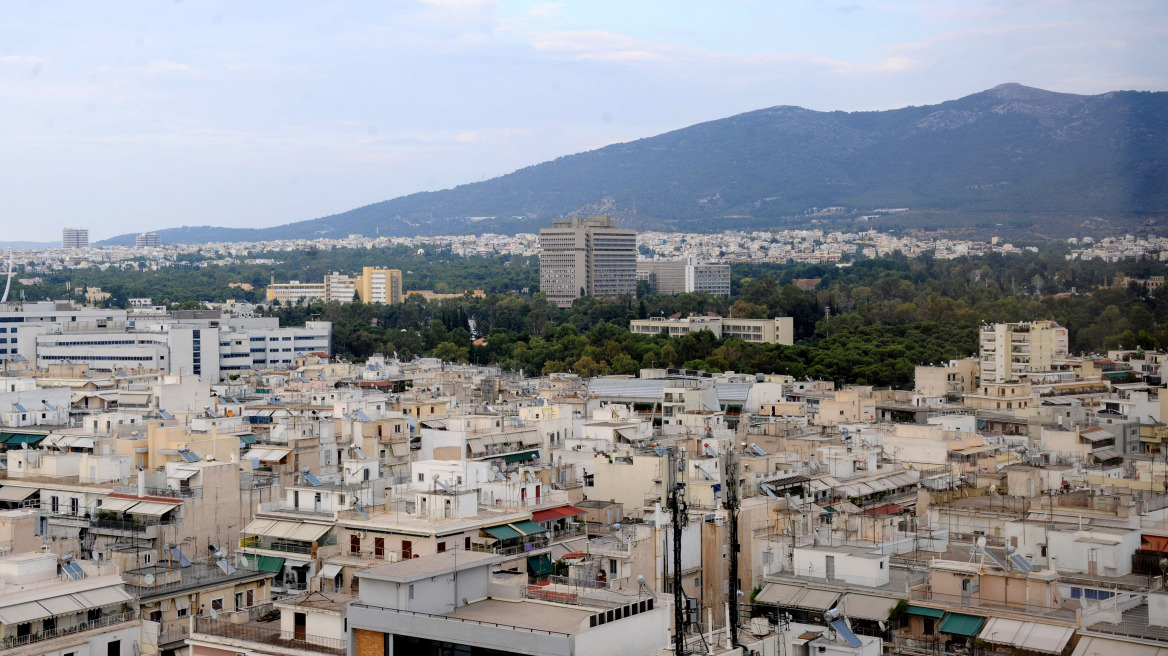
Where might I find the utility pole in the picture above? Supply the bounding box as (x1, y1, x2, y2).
(667, 446, 689, 656)
(723, 443, 742, 649)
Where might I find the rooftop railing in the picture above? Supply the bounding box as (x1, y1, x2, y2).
(193, 617, 344, 655)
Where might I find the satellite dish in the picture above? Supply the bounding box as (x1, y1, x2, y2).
(210, 608, 218, 620)
(976, 536, 987, 549)
(143, 573, 155, 585)
(989, 484, 997, 493)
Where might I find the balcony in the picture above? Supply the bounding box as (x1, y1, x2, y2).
(470, 538, 549, 557)
(0, 612, 137, 653)
(257, 501, 339, 519)
(193, 617, 344, 655)
(239, 537, 314, 556)
(113, 484, 202, 499)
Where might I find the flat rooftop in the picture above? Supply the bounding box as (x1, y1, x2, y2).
(357, 550, 504, 583)
(442, 598, 592, 635)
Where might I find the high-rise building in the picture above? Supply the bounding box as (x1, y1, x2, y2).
(539, 215, 636, 308)
(61, 228, 89, 249)
(636, 258, 731, 296)
(135, 232, 162, 248)
(356, 267, 403, 304)
(979, 320, 1069, 382)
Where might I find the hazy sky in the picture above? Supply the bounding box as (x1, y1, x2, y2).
(2, 1, 1165, 242)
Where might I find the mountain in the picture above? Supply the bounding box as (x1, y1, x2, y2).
(102, 84, 1168, 245)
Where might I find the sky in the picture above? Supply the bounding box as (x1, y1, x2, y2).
(1, 1, 1165, 242)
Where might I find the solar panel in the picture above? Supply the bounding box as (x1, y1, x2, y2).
(62, 562, 86, 580)
(653, 445, 666, 457)
(355, 410, 372, 422)
(704, 444, 719, 457)
(695, 465, 713, 480)
(352, 447, 367, 460)
(170, 547, 192, 568)
(302, 472, 323, 486)
(434, 479, 455, 494)
(43, 402, 56, 411)
(750, 445, 767, 456)
(1010, 554, 1034, 572)
(761, 483, 778, 499)
(159, 410, 174, 420)
(179, 451, 201, 463)
(984, 548, 1009, 570)
(13, 403, 26, 413)
(831, 620, 862, 648)
(353, 502, 371, 520)
(216, 558, 236, 576)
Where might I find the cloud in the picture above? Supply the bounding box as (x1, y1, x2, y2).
(143, 60, 198, 75)
(418, 0, 495, 12)
(528, 2, 564, 18)
(531, 30, 672, 62)
(456, 131, 479, 143)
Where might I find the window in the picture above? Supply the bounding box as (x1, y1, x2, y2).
(350, 534, 361, 554)
(211, 598, 224, 611)
(374, 537, 385, 557)
(418, 473, 425, 482)
(408, 584, 414, 600)
(437, 541, 446, 553)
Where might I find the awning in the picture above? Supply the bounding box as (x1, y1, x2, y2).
(1071, 635, 1168, 656)
(389, 441, 410, 457)
(979, 617, 1075, 654)
(0, 486, 38, 502)
(939, 613, 986, 637)
(0, 602, 52, 623)
(4, 433, 45, 446)
(793, 588, 840, 611)
(242, 518, 278, 536)
(504, 450, 539, 464)
(287, 523, 331, 542)
(245, 447, 292, 463)
(256, 556, 286, 573)
(73, 586, 134, 607)
(467, 438, 486, 454)
(128, 501, 180, 517)
(239, 434, 258, 445)
(532, 505, 587, 523)
(527, 554, 553, 576)
(1093, 448, 1123, 461)
(906, 605, 945, 619)
(38, 594, 87, 615)
(754, 582, 803, 606)
(510, 520, 547, 536)
(68, 437, 95, 449)
(484, 524, 522, 541)
(318, 563, 343, 579)
(1143, 534, 1168, 552)
(840, 594, 899, 621)
(168, 469, 199, 481)
(99, 497, 141, 513)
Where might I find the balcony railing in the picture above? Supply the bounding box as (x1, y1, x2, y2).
(470, 538, 549, 556)
(112, 485, 203, 499)
(0, 612, 136, 652)
(350, 603, 571, 638)
(239, 537, 313, 555)
(193, 617, 344, 655)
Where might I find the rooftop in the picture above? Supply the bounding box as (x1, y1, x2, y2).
(442, 598, 593, 635)
(356, 550, 505, 583)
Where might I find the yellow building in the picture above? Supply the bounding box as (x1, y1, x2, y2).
(356, 267, 403, 304)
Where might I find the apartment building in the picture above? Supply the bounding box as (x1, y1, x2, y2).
(979, 321, 1068, 382)
(265, 280, 327, 304)
(539, 215, 636, 307)
(134, 232, 162, 248)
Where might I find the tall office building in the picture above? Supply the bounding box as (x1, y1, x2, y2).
(356, 267, 403, 304)
(61, 228, 89, 249)
(539, 215, 636, 308)
(636, 258, 731, 296)
(135, 232, 162, 248)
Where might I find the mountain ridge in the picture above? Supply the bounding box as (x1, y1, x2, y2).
(101, 83, 1168, 245)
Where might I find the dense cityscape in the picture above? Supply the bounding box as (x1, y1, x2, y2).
(0, 215, 1165, 656)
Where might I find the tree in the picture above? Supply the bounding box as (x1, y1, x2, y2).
(432, 341, 468, 363)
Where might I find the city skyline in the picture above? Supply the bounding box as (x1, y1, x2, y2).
(1, 1, 1165, 241)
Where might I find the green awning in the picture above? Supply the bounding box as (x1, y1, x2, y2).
(4, 433, 45, 446)
(504, 450, 539, 464)
(527, 554, 553, 576)
(906, 605, 945, 619)
(484, 524, 522, 541)
(939, 613, 985, 637)
(256, 556, 285, 573)
(510, 520, 547, 536)
(239, 435, 258, 445)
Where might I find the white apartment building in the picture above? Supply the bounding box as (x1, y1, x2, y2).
(636, 258, 731, 296)
(265, 280, 327, 304)
(979, 320, 1069, 382)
